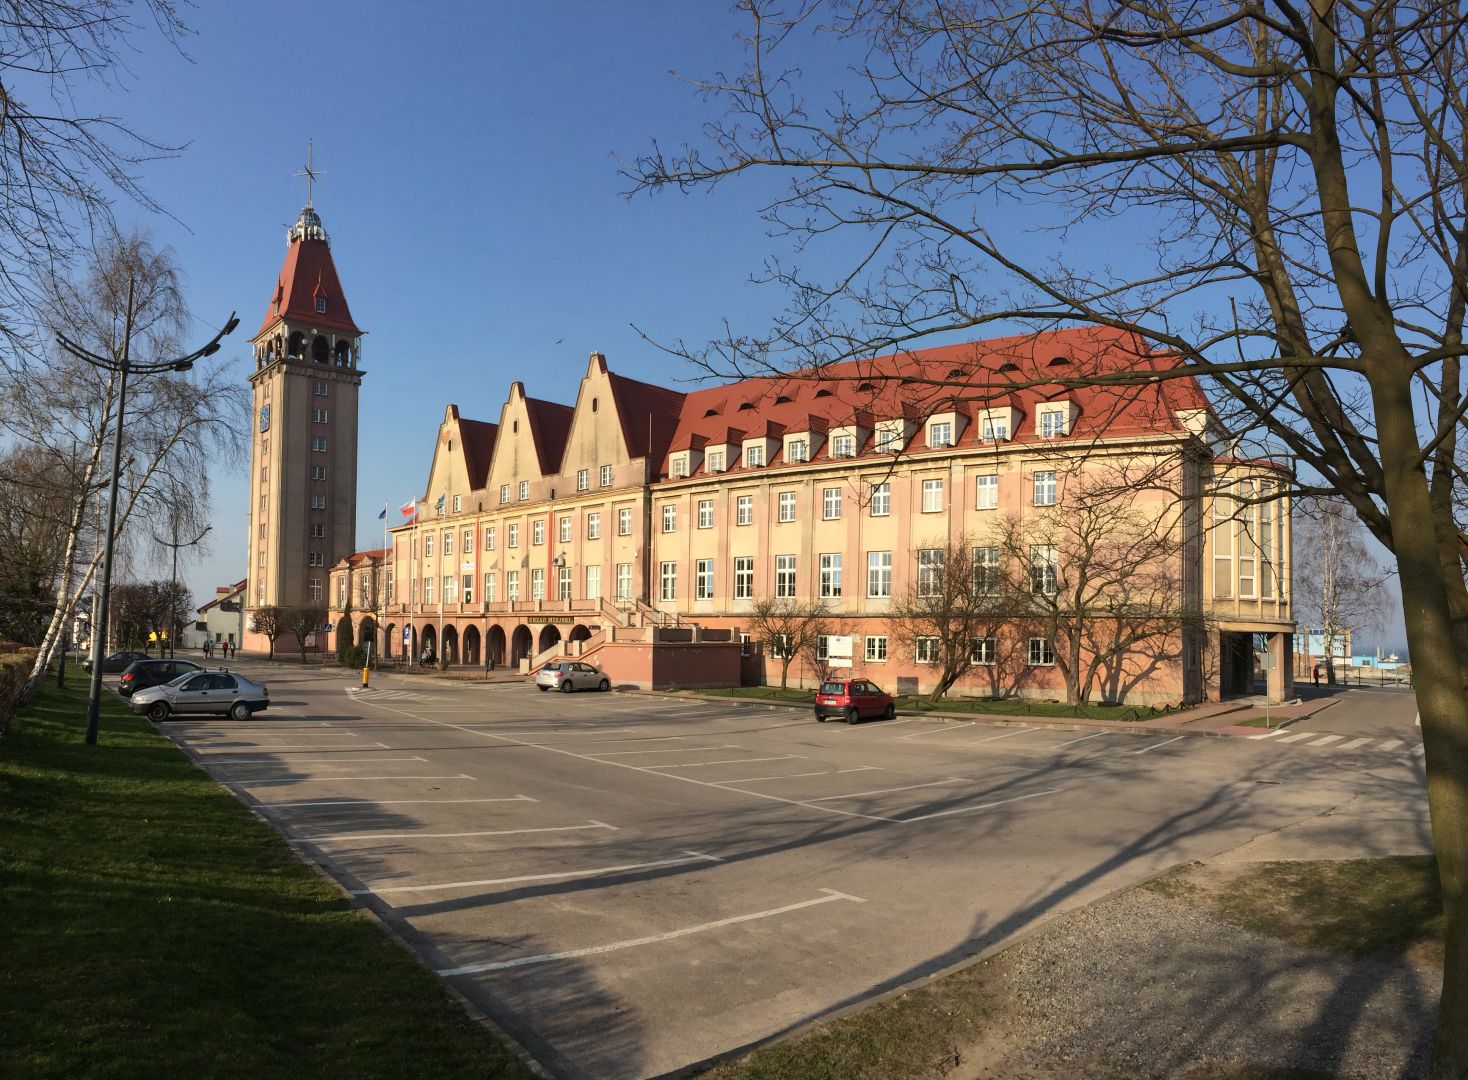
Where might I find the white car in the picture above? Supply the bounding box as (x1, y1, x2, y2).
(535, 661, 611, 693)
(129, 670, 271, 721)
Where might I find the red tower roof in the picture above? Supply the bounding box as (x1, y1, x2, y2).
(255, 206, 362, 339)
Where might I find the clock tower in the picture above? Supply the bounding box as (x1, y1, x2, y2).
(244, 196, 364, 631)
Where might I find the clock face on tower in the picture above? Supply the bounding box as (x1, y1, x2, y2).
(259, 404, 271, 432)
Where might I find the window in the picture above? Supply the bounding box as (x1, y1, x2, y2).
(1259, 482, 1275, 599)
(309, 523, 324, 538)
(816, 635, 831, 661)
(981, 415, 1009, 441)
(500, 484, 510, 504)
(921, 478, 944, 512)
(261, 465, 270, 483)
(308, 578, 321, 602)
(971, 637, 997, 665)
(311, 436, 327, 452)
(1030, 545, 1058, 594)
(258, 550, 266, 566)
(976, 473, 998, 509)
(336, 579, 346, 607)
(312, 380, 327, 396)
(587, 512, 600, 540)
(443, 532, 454, 556)
(769, 633, 794, 659)
(746, 444, 765, 467)
(659, 561, 677, 601)
(315, 297, 326, 314)
(822, 487, 842, 520)
(453, 495, 462, 513)
(1213, 484, 1235, 598)
(616, 563, 632, 601)
(508, 523, 520, 548)
(310, 465, 326, 481)
(531, 568, 546, 600)
(915, 637, 940, 664)
(775, 554, 797, 598)
(867, 551, 892, 598)
(695, 559, 714, 599)
(974, 546, 1000, 595)
(1033, 470, 1057, 506)
(928, 421, 952, 448)
(865, 636, 888, 662)
(424, 535, 434, 557)
(463, 529, 473, 552)
(698, 499, 713, 528)
(707, 450, 724, 472)
(558, 565, 572, 601)
(577, 468, 589, 491)
(483, 572, 495, 603)
(778, 491, 796, 522)
(443, 575, 455, 603)
(386, 570, 394, 603)
(1028, 637, 1055, 666)
(423, 576, 435, 603)
(819, 553, 842, 598)
(736, 495, 753, 525)
(734, 556, 754, 599)
(461, 574, 473, 604)
(485, 526, 496, 550)
(585, 564, 601, 600)
(312, 407, 329, 423)
(600, 464, 613, 487)
(559, 516, 572, 543)
(788, 439, 808, 462)
(662, 505, 677, 532)
(918, 549, 944, 596)
(1039, 409, 1069, 438)
(515, 480, 528, 501)
(876, 426, 903, 453)
(506, 570, 520, 601)
(832, 433, 855, 457)
(870, 483, 890, 516)
(618, 507, 633, 535)
(672, 456, 690, 479)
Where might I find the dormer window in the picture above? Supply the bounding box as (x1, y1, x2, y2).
(832, 434, 855, 458)
(1036, 402, 1075, 438)
(928, 421, 953, 448)
(315, 297, 327, 314)
(707, 450, 725, 473)
(671, 457, 688, 479)
(746, 444, 765, 467)
(788, 439, 808, 462)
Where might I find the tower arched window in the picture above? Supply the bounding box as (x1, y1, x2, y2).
(311, 335, 329, 364)
(288, 332, 305, 360)
(334, 340, 351, 367)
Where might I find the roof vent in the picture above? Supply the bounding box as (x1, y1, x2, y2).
(703, 408, 720, 418)
(857, 381, 874, 392)
(814, 388, 833, 398)
(775, 394, 793, 404)
(998, 362, 1020, 373)
(1047, 356, 1072, 367)
(738, 401, 756, 411)
(947, 367, 965, 378)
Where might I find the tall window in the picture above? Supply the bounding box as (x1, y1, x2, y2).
(1033, 470, 1057, 506)
(976, 473, 998, 509)
(423, 576, 435, 603)
(921, 478, 944, 512)
(532, 520, 545, 545)
(484, 572, 496, 603)
(585, 564, 601, 600)
(662, 505, 677, 532)
(424, 535, 434, 556)
(778, 491, 796, 522)
(600, 464, 613, 487)
(616, 562, 632, 601)
(443, 575, 455, 603)
(698, 499, 714, 528)
(531, 568, 545, 600)
(500, 484, 510, 504)
(746, 444, 765, 467)
(577, 468, 589, 491)
(822, 487, 842, 519)
(559, 515, 572, 543)
(1259, 481, 1275, 599)
(443, 531, 454, 556)
(518, 480, 529, 501)
(618, 507, 633, 535)
(462, 574, 473, 604)
(659, 561, 677, 601)
(918, 548, 944, 596)
(736, 495, 753, 525)
(734, 556, 754, 599)
(587, 512, 601, 539)
(308, 578, 322, 602)
(1212, 483, 1234, 598)
(558, 565, 572, 600)
(453, 495, 462, 513)
(867, 551, 892, 598)
(869, 482, 890, 516)
(508, 523, 520, 548)
(973, 546, 1000, 595)
(819, 553, 842, 597)
(1028, 637, 1055, 666)
(1030, 545, 1058, 594)
(485, 526, 496, 550)
(775, 554, 797, 598)
(695, 559, 714, 599)
(462, 529, 473, 552)
(507, 570, 519, 601)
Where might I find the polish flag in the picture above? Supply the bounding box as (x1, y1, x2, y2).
(400, 500, 416, 521)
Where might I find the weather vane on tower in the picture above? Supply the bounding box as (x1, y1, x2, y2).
(295, 139, 324, 208)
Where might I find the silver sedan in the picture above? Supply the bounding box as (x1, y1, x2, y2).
(129, 670, 271, 721)
(535, 661, 611, 693)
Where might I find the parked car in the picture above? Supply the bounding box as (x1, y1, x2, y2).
(814, 678, 896, 724)
(535, 660, 611, 693)
(129, 670, 270, 721)
(117, 658, 202, 698)
(82, 650, 150, 675)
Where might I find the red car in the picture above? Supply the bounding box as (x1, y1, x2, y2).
(814, 678, 896, 724)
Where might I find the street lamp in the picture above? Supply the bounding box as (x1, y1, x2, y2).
(153, 522, 211, 659)
(58, 278, 238, 746)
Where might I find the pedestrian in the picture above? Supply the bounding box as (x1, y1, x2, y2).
(204, 640, 212, 661)
(1312, 663, 1321, 687)
(226, 641, 233, 660)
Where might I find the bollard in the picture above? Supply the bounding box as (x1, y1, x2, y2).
(362, 663, 369, 690)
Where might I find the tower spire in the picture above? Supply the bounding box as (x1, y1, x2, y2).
(287, 140, 330, 245)
(295, 138, 322, 208)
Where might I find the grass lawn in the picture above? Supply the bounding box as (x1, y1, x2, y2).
(0, 673, 535, 1080)
(693, 685, 1173, 721)
(1236, 715, 1286, 728)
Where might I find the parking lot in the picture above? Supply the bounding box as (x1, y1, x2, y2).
(157, 664, 1429, 1079)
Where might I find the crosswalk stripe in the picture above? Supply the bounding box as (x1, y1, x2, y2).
(1338, 737, 1372, 750)
(1410, 744, 1426, 756)
(1377, 739, 1405, 752)
(1308, 734, 1343, 746)
(1278, 731, 1317, 743)
(1246, 728, 1285, 740)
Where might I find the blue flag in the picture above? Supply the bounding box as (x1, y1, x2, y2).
(377, 506, 387, 520)
(435, 494, 445, 511)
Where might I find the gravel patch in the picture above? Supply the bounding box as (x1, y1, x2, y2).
(952, 870, 1438, 1079)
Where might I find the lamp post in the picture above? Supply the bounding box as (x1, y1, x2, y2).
(154, 522, 211, 659)
(58, 278, 238, 746)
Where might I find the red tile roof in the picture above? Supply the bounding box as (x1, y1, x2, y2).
(523, 397, 575, 476)
(606, 370, 686, 461)
(660, 326, 1209, 474)
(255, 236, 361, 339)
(458, 418, 499, 491)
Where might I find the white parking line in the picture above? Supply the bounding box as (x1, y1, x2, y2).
(264, 796, 536, 809)
(896, 722, 977, 740)
(897, 787, 1063, 823)
(715, 766, 880, 785)
(831, 717, 916, 732)
(204, 756, 427, 766)
(810, 777, 965, 802)
(1130, 736, 1186, 754)
(228, 774, 475, 787)
(1308, 734, 1344, 747)
(648, 755, 802, 770)
(354, 850, 722, 896)
(436, 888, 867, 976)
(484, 729, 637, 739)
(969, 727, 1034, 743)
(1051, 731, 1108, 750)
(299, 821, 617, 843)
(588, 745, 740, 757)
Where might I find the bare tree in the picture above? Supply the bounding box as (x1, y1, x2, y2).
(249, 606, 284, 661)
(889, 534, 1011, 701)
(0, 448, 78, 644)
(631, 5, 1468, 1064)
(1295, 498, 1393, 684)
(281, 606, 327, 663)
(744, 595, 830, 688)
